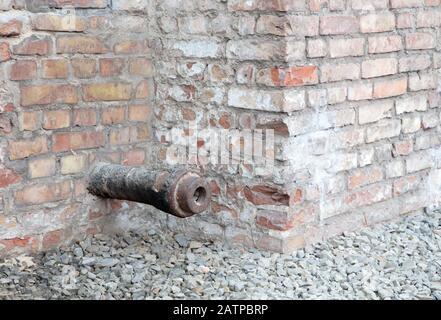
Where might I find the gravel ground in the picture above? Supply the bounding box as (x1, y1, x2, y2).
(1, 210, 440, 300)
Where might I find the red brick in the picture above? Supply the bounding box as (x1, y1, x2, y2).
(0, 167, 21, 188)
(19, 111, 41, 131)
(14, 181, 71, 206)
(257, 66, 318, 87)
(10, 60, 37, 81)
(244, 185, 290, 206)
(122, 150, 145, 166)
(71, 58, 97, 78)
(102, 107, 125, 125)
(43, 110, 71, 129)
(13, 36, 51, 56)
(42, 59, 69, 79)
(256, 210, 294, 231)
(129, 58, 154, 77)
(52, 131, 104, 152)
(42, 230, 64, 250)
(21, 84, 78, 107)
(0, 42, 11, 62)
(73, 108, 97, 126)
(99, 58, 125, 77)
(8, 136, 48, 160)
(0, 19, 22, 37)
(128, 104, 151, 122)
(114, 40, 150, 54)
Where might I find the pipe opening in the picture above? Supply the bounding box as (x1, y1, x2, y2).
(193, 187, 207, 205)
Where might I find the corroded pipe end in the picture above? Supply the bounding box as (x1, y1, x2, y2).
(169, 171, 211, 218)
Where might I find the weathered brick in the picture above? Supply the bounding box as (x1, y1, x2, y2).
(122, 150, 145, 166)
(396, 94, 427, 115)
(256, 15, 319, 37)
(402, 115, 421, 134)
(0, 19, 22, 37)
(348, 83, 373, 101)
(417, 10, 441, 28)
(10, 60, 37, 81)
(228, 88, 305, 113)
(28, 157, 56, 179)
(57, 36, 107, 54)
(82, 83, 132, 102)
(114, 40, 150, 54)
(359, 100, 393, 124)
(21, 84, 78, 107)
(318, 109, 356, 129)
(42, 59, 68, 79)
(348, 166, 383, 190)
(227, 39, 286, 61)
(409, 72, 438, 91)
(329, 38, 365, 58)
(391, 0, 424, 8)
(362, 58, 397, 79)
(307, 39, 327, 58)
(373, 77, 407, 99)
(320, 15, 359, 35)
(43, 110, 70, 129)
(393, 140, 414, 157)
(368, 35, 403, 54)
(14, 181, 71, 206)
(33, 14, 87, 32)
(13, 36, 51, 56)
(406, 151, 432, 173)
(399, 55, 431, 72)
(405, 33, 436, 50)
(228, 0, 306, 12)
(366, 119, 401, 143)
(393, 175, 420, 196)
(397, 13, 414, 29)
(351, 0, 388, 10)
(8, 136, 48, 160)
(52, 131, 104, 152)
(360, 13, 395, 33)
(415, 132, 441, 150)
(321, 63, 360, 83)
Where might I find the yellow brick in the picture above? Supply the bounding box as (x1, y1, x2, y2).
(61, 154, 87, 175)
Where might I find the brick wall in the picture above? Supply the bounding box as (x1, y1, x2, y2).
(1, 0, 441, 255)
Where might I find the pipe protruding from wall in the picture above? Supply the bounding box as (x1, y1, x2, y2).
(87, 163, 211, 218)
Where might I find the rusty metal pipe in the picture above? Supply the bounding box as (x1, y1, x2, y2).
(87, 163, 211, 218)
